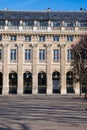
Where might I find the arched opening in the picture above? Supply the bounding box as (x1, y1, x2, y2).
(23, 72, 32, 94)
(38, 71, 47, 94)
(52, 71, 60, 93)
(66, 71, 75, 93)
(9, 71, 17, 94)
(0, 72, 3, 94)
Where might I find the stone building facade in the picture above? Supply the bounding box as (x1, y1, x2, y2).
(0, 9, 87, 95)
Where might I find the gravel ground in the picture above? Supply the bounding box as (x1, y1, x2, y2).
(0, 95, 87, 130)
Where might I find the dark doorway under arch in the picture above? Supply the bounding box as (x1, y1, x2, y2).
(38, 72, 47, 94)
(52, 71, 60, 93)
(66, 71, 75, 93)
(0, 72, 3, 94)
(9, 72, 17, 94)
(23, 72, 32, 94)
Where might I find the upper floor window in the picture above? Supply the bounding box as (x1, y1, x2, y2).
(8, 21, 19, 26)
(10, 49, 17, 61)
(23, 21, 34, 26)
(10, 35, 17, 41)
(66, 22, 74, 27)
(80, 22, 87, 27)
(53, 36, 59, 41)
(53, 22, 61, 27)
(67, 49, 73, 61)
(25, 49, 31, 61)
(39, 21, 48, 26)
(0, 49, 2, 60)
(0, 21, 5, 26)
(39, 36, 45, 42)
(53, 49, 59, 61)
(24, 35, 31, 41)
(67, 36, 73, 42)
(39, 49, 46, 61)
(0, 35, 2, 41)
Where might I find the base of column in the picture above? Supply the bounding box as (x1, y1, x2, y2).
(75, 88, 80, 95)
(17, 88, 23, 95)
(61, 88, 67, 94)
(32, 88, 38, 95)
(2, 87, 9, 95)
(47, 88, 52, 95)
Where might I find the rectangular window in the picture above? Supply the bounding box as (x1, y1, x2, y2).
(24, 36, 31, 41)
(0, 49, 2, 60)
(39, 36, 45, 42)
(53, 22, 61, 27)
(0, 21, 5, 26)
(67, 49, 73, 61)
(10, 49, 16, 61)
(23, 21, 34, 26)
(10, 35, 17, 41)
(53, 49, 59, 61)
(39, 49, 45, 60)
(0, 35, 2, 41)
(25, 49, 31, 60)
(40, 22, 48, 26)
(9, 21, 19, 26)
(67, 36, 73, 42)
(53, 36, 59, 41)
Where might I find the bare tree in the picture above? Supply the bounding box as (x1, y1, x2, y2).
(72, 35, 87, 98)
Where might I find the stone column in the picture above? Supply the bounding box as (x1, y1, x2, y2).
(17, 43, 23, 94)
(32, 44, 38, 94)
(60, 44, 67, 94)
(46, 44, 52, 94)
(2, 44, 9, 95)
(75, 82, 80, 94)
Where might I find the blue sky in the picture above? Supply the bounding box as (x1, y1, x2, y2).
(0, 0, 87, 11)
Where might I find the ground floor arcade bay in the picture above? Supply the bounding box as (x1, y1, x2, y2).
(0, 70, 84, 95)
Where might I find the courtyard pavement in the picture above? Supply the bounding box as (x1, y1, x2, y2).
(0, 95, 87, 130)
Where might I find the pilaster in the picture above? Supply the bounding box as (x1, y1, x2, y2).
(32, 44, 38, 94)
(60, 44, 67, 94)
(46, 44, 52, 94)
(17, 43, 23, 94)
(2, 44, 9, 95)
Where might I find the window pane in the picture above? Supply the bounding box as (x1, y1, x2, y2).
(53, 36, 59, 41)
(53, 49, 59, 61)
(67, 49, 73, 61)
(39, 49, 45, 60)
(39, 36, 45, 41)
(67, 36, 73, 41)
(25, 36, 31, 41)
(0, 35, 2, 41)
(10, 49, 16, 61)
(25, 49, 31, 60)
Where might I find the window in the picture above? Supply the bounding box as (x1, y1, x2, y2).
(10, 49, 16, 61)
(67, 36, 73, 42)
(53, 36, 59, 41)
(53, 49, 59, 61)
(0, 49, 2, 60)
(67, 49, 73, 61)
(39, 36, 45, 42)
(9, 21, 19, 26)
(40, 21, 48, 26)
(24, 36, 31, 41)
(23, 21, 34, 26)
(67, 22, 74, 27)
(0, 35, 2, 41)
(25, 49, 31, 60)
(80, 22, 87, 27)
(39, 49, 46, 60)
(0, 21, 5, 26)
(53, 22, 61, 27)
(10, 35, 17, 41)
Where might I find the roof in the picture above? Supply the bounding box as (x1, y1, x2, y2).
(0, 10, 87, 21)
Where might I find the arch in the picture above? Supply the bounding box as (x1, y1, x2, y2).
(52, 71, 60, 93)
(0, 72, 3, 94)
(23, 71, 32, 94)
(38, 71, 47, 94)
(66, 71, 75, 93)
(9, 71, 17, 94)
